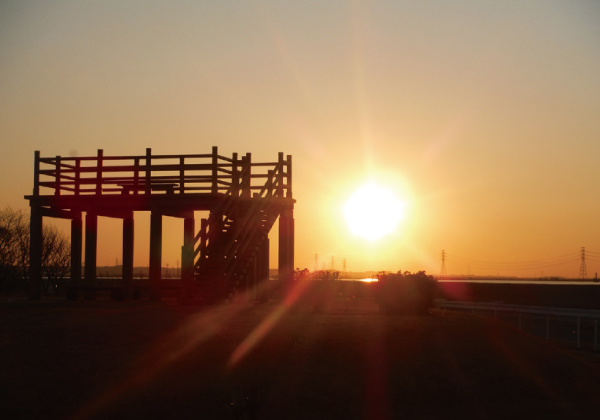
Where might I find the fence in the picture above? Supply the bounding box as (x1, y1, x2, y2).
(437, 300, 600, 352)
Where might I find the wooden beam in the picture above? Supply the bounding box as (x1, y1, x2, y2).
(39, 207, 81, 220)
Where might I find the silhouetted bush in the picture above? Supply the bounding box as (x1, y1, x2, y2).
(291, 268, 341, 310)
(374, 271, 437, 315)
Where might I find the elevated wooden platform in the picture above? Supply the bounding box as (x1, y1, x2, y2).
(25, 147, 295, 302)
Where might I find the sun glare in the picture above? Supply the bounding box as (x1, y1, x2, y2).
(343, 182, 406, 241)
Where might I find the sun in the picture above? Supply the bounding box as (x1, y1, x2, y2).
(343, 182, 406, 241)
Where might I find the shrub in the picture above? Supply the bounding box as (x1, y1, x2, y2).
(374, 270, 437, 315)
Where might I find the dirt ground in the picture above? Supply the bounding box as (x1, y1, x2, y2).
(2, 295, 600, 420)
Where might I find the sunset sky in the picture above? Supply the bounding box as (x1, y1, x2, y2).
(2, 1, 600, 277)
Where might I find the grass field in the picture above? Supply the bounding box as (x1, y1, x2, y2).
(2, 295, 600, 419)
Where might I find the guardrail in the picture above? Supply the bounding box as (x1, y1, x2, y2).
(436, 300, 600, 351)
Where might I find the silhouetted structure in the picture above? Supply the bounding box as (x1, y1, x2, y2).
(440, 249, 447, 277)
(579, 247, 587, 279)
(25, 147, 294, 302)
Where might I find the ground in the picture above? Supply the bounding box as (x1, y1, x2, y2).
(2, 296, 600, 420)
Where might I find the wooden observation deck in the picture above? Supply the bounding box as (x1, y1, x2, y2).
(25, 147, 295, 302)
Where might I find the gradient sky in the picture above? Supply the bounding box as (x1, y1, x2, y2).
(2, 0, 600, 277)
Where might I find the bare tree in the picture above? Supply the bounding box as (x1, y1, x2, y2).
(0, 206, 71, 295)
(0, 207, 28, 293)
(41, 225, 70, 292)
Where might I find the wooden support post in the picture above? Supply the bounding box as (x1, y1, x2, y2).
(28, 205, 43, 300)
(286, 154, 293, 198)
(149, 210, 162, 301)
(258, 235, 270, 301)
(33, 151, 40, 196)
(179, 156, 185, 194)
(180, 216, 195, 301)
(122, 212, 134, 297)
(84, 212, 98, 299)
(211, 146, 218, 194)
(277, 152, 284, 197)
(145, 148, 152, 195)
(69, 213, 82, 299)
(278, 207, 294, 293)
(74, 159, 81, 196)
(133, 158, 140, 195)
(95, 149, 103, 195)
(55, 156, 61, 196)
(242, 153, 251, 198)
(232, 153, 239, 196)
(267, 171, 274, 198)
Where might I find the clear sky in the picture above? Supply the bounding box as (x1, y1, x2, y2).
(2, 0, 600, 277)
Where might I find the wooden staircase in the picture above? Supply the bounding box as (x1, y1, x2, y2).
(191, 167, 284, 302)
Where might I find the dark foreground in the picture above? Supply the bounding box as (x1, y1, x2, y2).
(2, 297, 600, 420)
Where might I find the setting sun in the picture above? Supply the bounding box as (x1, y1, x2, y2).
(343, 182, 406, 242)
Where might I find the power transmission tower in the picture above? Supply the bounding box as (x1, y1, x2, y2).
(342, 258, 347, 274)
(331, 256, 335, 271)
(579, 247, 587, 279)
(440, 249, 447, 277)
(314, 253, 318, 272)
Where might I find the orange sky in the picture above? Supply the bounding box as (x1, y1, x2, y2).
(1, 1, 600, 277)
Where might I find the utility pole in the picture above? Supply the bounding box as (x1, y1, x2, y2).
(440, 249, 447, 277)
(579, 247, 587, 279)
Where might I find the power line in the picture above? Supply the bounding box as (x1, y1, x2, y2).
(443, 250, 582, 275)
(446, 251, 579, 266)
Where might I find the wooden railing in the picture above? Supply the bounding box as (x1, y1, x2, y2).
(31, 147, 292, 199)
